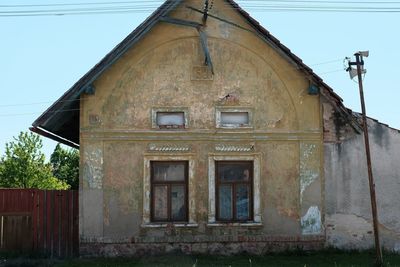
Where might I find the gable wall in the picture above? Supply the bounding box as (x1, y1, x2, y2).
(79, 0, 324, 256)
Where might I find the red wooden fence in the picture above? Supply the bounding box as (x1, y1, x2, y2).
(0, 189, 79, 258)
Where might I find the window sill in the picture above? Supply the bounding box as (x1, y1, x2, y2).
(216, 125, 253, 129)
(141, 223, 198, 228)
(207, 222, 263, 227)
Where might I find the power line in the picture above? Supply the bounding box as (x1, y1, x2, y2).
(2, 0, 400, 8)
(0, 108, 80, 117)
(2, 1, 400, 17)
(0, 98, 84, 108)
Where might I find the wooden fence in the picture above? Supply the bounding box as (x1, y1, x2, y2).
(0, 189, 79, 258)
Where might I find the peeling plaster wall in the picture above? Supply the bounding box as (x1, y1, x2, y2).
(79, 0, 324, 255)
(325, 117, 400, 251)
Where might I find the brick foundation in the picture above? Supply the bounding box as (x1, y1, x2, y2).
(80, 236, 325, 257)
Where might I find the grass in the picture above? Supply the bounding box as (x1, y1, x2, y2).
(2, 251, 400, 267)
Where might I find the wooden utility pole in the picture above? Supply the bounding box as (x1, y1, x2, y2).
(348, 52, 383, 266)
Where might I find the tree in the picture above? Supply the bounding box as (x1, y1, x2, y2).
(0, 132, 69, 189)
(50, 144, 79, 189)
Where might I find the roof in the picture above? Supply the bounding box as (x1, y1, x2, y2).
(31, 0, 360, 148)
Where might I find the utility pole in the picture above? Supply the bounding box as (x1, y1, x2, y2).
(347, 51, 383, 267)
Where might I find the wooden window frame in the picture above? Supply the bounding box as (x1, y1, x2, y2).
(215, 161, 254, 222)
(150, 161, 189, 223)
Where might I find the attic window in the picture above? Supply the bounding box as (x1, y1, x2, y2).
(216, 108, 253, 128)
(152, 108, 189, 129)
(157, 112, 185, 129)
(221, 112, 249, 126)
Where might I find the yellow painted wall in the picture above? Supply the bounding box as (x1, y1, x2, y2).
(79, 0, 323, 246)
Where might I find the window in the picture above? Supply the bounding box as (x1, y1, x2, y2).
(216, 161, 253, 222)
(220, 112, 249, 126)
(216, 108, 253, 128)
(151, 161, 188, 222)
(151, 108, 189, 129)
(156, 112, 185, 129)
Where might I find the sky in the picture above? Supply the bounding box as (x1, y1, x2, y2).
(0, 0, 399, 160)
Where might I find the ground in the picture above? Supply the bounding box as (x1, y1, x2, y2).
(1, 251, 400, 267)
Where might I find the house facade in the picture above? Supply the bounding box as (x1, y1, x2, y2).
(32, 0, 400, 256)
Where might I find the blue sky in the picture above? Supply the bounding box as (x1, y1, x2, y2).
(0, 0, 399, 159)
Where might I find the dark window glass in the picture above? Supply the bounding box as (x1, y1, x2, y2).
(216, 161, 253, 222)
(218, 185, 232, 220)
(153, 162, 186, 181)
(151, 161, 188, 222)
(153, 185, 168, 221)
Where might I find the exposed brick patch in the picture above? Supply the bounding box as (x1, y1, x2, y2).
(322, 102, 357, 143)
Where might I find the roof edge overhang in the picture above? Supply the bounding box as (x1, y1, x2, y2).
(30, 126, 79, 149)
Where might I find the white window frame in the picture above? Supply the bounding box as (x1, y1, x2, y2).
(142, 155, 197, 227)
(215, 107, 253, 129)
(208, 154, 262, 226)
(151, 107, 189, 129)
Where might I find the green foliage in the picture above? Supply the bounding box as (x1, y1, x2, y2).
(50, 143, 79, 189)
(0, 132, 69, 190)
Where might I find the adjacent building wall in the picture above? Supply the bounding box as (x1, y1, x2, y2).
(324, 108, 400, 251)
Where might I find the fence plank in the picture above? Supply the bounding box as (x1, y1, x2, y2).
(46, 190, 54, 258)
(54, 191, 60, 258)
(33, 190, 38, 251)
(60, 191, 67, 258)
(38, 190, 45, 255)
(72, 191, 79, 257)
(68, 191, 73, 257)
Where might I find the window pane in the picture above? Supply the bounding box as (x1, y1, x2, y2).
(218, 185, 232, 220)
(153, 185, 168, 220)
(157, 112, 184, 126)
(236, 184, 250, 220)
(221, 112, 249, 125)
(217, 162, 252, 182)
(153, 162, 186, 181)
(171, 185, 186, 221)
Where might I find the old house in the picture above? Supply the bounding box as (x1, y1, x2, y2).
(32, 0, 400, 256)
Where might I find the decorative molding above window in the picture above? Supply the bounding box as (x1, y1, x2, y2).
(148, 144, 191, 152)
(151, 107, 189, 129)
(216, 107, 253, 129)
(215, 144, 255, 152)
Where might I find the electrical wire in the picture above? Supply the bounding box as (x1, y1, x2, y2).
(2, 0, 400, 17)
(0, 108, 80, 117)
(3, 0, 400, 8)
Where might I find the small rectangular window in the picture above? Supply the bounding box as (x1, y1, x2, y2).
(221, 112, 249, 126)
(216, 161, 253, 222)
(152, 108, 188, 129)
(216, 108, 253, 128)
(156, 112, 185, 129)
(151, 161, 188, 222)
